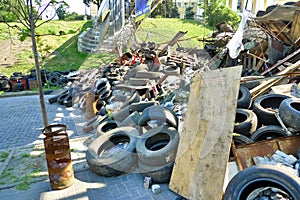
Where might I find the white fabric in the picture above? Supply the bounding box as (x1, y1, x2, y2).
(226, 0, 252, 59)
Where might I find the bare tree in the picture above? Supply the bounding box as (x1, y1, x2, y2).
(0, 0, 68, 128)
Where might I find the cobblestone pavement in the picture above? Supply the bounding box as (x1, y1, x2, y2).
(0, 94, 182, 200)
(0, 95, 80, 150)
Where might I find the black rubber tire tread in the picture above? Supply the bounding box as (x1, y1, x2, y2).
(129, 101, 159, 113)
(92, 114, 109, 130)
(64, 94, 73, 107)
(106, 73, 120, 83)
(99, 89, 112, 101)
(48, 89, 68, 104)
(135, 71, 162, 79)
(48, 74, 60, 86)
(138, 161, 174, 183)
(118, 111, 140, 128)
(120, 91, 141, 109)
(0, 78, 10, 92)
(234, 109, 258, 137)
(162, 65, 180, 76)
(232, 134, 253, 146)
(250, 125, 288, 142)
(113, 105, 131, 123)
(124, 64, 148, 79)
(252, 94, 289, 126)
(86, 127, 138, 177)
(237, 85, 251, 109)
(279, 98, 300, 130)
(138, 105, 178, 129)
(129, 78, 150, 86)
(136, 126, 179, 166)
(56, 93, 69, 105)
(48, 95, 60, 104)
(223, 165, 300, 200)
(96, 120, 118, 136)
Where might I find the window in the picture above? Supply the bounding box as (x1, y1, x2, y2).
(178, 3, 181, 7)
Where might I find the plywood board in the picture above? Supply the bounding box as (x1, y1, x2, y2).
(169, 66, 242, 200)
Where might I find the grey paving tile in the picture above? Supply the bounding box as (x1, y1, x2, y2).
(0, 95, 181, 200)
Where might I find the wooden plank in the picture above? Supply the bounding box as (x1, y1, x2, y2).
(169, 66, 242, 200)
(261, 47, 300, 76)
(158, 31, 187, 57)
(251, 59, 300, 99)
(290, 10, 300, 45)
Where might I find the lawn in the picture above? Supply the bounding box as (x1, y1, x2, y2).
(0, 18, 213, 77)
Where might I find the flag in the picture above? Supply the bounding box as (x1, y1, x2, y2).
(135, 0, 152, 22)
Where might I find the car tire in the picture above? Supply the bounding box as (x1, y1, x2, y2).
(234, 109, 258, 137)
(138, 105, 178, 130)
(223, 165, 300, 200)
(252, 94, 289, 126)
(136, 126, 179, 166)
(250, 125, 288, 142)
(237, 85, 251, 109)
(279, 98, 300, 130)
(138, 161, 174, 183)
(86, 127, 138, 177)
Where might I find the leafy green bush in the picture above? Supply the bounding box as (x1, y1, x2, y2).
(207, 5, 240, 28)
(64, 12, 91, 21)
(200, 0, 240, 29)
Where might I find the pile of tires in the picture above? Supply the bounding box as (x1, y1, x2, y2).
(233, 86, 300, 146)
(86, 125, 180, 184)
(0, 74, 10, 92)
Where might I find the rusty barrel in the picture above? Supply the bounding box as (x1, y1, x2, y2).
(43, 124, 74, 190)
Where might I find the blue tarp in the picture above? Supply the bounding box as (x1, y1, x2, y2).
(135, 0, 152, 22)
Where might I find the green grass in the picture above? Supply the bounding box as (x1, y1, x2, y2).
(0, 18, 213, 77)
(0, 152, 9, 162)
(136, 18, 213, 49)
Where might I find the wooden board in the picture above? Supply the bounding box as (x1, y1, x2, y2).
(251, 59, 300, 99)
(169, 66, 242, 200)
(290, 10, 300, 45)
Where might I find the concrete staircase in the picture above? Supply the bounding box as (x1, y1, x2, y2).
(77, 16, 111, 53)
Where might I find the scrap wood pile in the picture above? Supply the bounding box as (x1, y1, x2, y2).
(201, 2, 300, 199)
(48, 3, 300, 198)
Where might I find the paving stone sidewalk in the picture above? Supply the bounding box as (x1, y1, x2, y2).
(0, 94, 182, 200)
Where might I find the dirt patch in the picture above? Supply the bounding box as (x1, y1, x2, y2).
(0, 37, 32, 70)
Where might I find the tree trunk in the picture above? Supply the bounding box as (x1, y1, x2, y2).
(29, 0, 48, 128)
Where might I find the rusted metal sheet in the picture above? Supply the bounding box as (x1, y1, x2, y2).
(234, 135, 300, 170)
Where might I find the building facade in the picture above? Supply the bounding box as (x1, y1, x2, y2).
(172, 0, 202, 19)
(226, 0, 293, 15)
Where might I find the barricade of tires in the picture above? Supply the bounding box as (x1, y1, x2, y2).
(0, 68, 79, 92)
(86, 124, 180, 184)
(233, 85, 300, 146)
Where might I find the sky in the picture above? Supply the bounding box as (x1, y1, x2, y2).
(64, 0, 90, 15)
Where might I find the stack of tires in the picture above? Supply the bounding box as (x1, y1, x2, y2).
(0, 74, 11, 92)
(233, 85, 300, 145)
(86, 105, 180, 184)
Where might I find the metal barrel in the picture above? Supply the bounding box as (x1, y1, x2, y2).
(43, 124, 74, 190)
